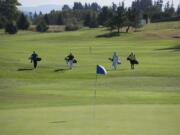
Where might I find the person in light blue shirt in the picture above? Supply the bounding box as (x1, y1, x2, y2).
(112, 52, 119, 70)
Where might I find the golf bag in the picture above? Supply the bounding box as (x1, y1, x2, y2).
(133, 60, 139, 64)
(36, 58, 42, 61)
(73, 59, 77, 63)
(65, 57, 77, 64)
(127, 58, 139, 65)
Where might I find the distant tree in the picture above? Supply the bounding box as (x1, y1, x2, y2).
(90, 2, 101, 11)
(28, 12, 33, 21)
(36, 19, 49, 32)
(98, 6, 112, 26)
(44, 14, 49, 25)
(65, 24, 80, 31)
(84, 3, 90, 10)
(73, 2, 83, 10)
(0, 0, 20, 21)
(89, 12, 99, 28)
(177, 4, 180, 16)
(5, 21, 18, 34)
(17, 13, 30, 30)
(164, 1, 175, 17)
(31, 12, 38, 24)
(132, 0, 153, 23)
(112, 2, 117, 13)
(112, 3, 127, 33)
(84, 12, 99, 28)
(0, 16, 7, 28)
(39, 11, 43, 16)
(84, 13, 91, 27)
(126, 8, 135, 32)
(62, 5, 71, 11)
(0, 0, 20, 30)
(153, 0, 163, 12)
(57, 13, 64, 25)
(131, 9, 143, 31)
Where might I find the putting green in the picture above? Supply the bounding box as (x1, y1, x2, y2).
(0, 105, 180, 135)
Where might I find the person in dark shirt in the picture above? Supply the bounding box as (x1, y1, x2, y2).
(127, 52, 139, 69)
(65, 53, 75, 69)
(29, 51, 38, 69)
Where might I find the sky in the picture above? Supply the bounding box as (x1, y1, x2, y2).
(19, 0, 180, 8)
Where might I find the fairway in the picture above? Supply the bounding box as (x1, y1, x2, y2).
(0, 22, 180, 135)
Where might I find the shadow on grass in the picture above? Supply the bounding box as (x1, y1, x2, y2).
(96, 32, 121, 38)
(173, 36, 180, 39)
(156, 44, 180, 51)
(49, 121, 67, 124)
(54, 68, 69, 72)
(17, 68, 33, 71)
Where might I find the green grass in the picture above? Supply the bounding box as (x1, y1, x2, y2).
(0, 22, 180, 135)
(144, 21, 180, 30)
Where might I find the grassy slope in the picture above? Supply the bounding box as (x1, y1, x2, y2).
(0, 22, 180, 135)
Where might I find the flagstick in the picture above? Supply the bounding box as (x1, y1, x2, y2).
(93, 74, 98, 120)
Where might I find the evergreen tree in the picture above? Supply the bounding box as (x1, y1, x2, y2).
(89, 12, 99, 28)
(0, 0, 20, 21)
(113, 3, 127, 33)
(17, 13, 30, 30)
(57, 13, 64, 25)
(164, 1, 175, 17)
(84, 13, 91, 27)
(62, 5, 71, 11)
(177, 4, 180, 16)
(0, 16, 7, 28)
(73, 2, 83, 10)
(90, 2, 101, 11)
(5, 21, 18, 34)
(36, 19, 49, 32)
(132, 0, 153, 23)
(126, 8, 134, 32)
(44, 14, 49, 25)
(98, 6, 112, 26)
(0, 0, 20, 31)
(131, 9, 142, 31)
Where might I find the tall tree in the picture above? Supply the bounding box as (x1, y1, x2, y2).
(126, 8, 135, 32)
(5, 21, 18, 34)
(44, 14, 49, 25)
(113, 3, 127, 33)
(36, 18, 49, 32)
(132, 0, 153, 23)
(0, 0, 20, 28)
(62, 5, 71, 11)
(90, 2, 101, 11)
(164, 1, 175, 17)
(57, 13, 64, 25)
(98, 6, 112, 26)
(17, 13, 30, 30)
(84, 13, 91, 27)
(177, 4, 180, 16)
(73, 2, 83, 10)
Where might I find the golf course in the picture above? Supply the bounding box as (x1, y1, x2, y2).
(0, 21, 180, 135)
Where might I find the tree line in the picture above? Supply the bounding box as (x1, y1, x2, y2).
(0, 0, 180, 34)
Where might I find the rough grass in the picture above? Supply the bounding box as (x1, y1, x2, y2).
(0, 21, 180, 135)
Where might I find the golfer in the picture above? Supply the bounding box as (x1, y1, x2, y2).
(29, 51, 38, 69)
(66, 53, 75, 69)
(127, 52, 138, 69)
(112, 52, 119, 70)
